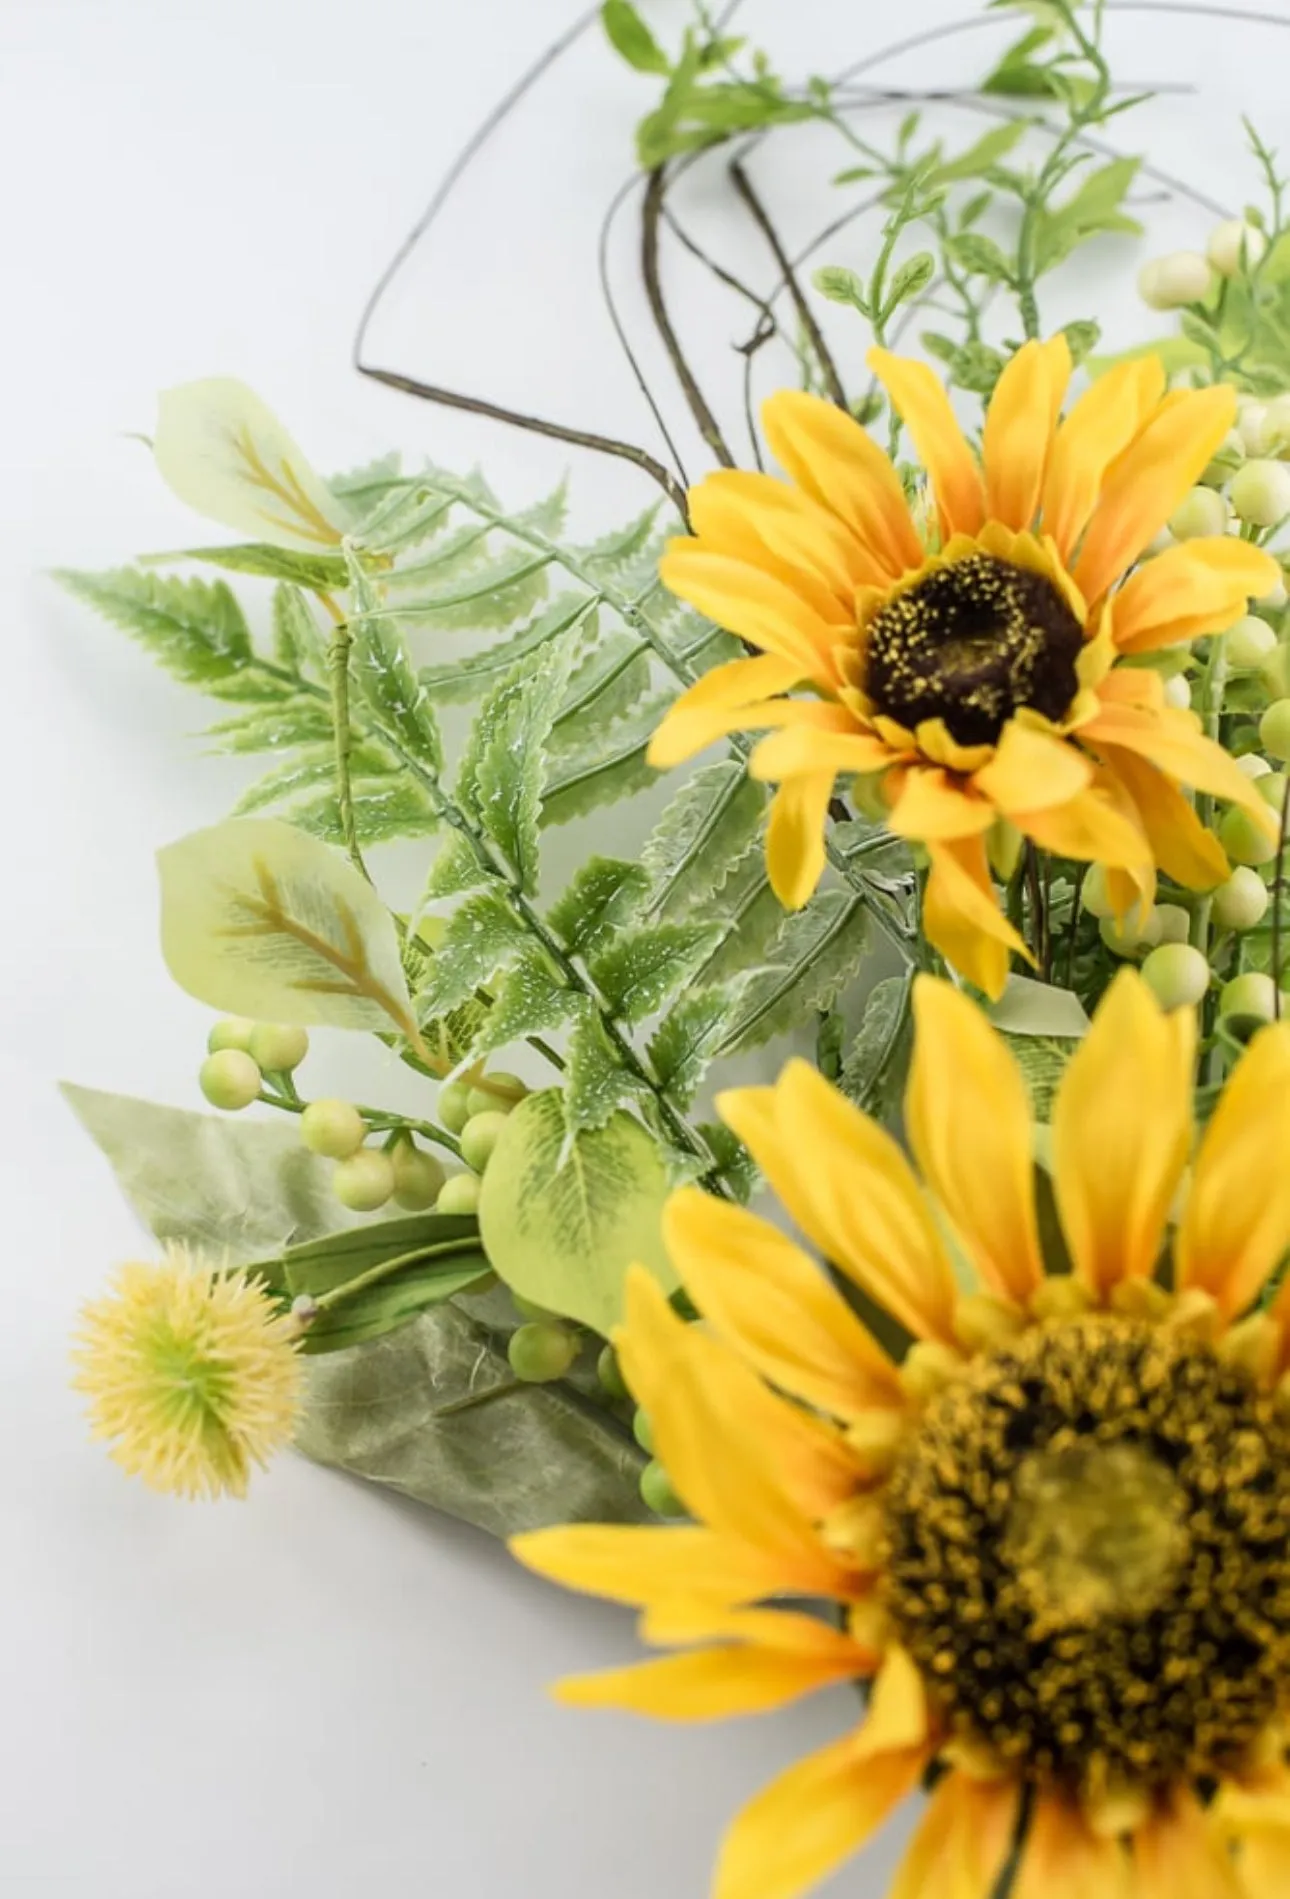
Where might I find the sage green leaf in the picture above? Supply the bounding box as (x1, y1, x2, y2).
(576, 503, 662, 578)
(422, 833, 493, 901)
(231, 740, 395, 817)
(412, 889, 528, 1018)
(206, 702, 335, 755)
(393, 549, 553, 631)
(840, 973, 914, 1125)
(63, 1083, 355, 1256)
(717, 891, 870, 1053)
(262, 1214, 491, 1353)
(271, 583, 327, 674)
(417, 596, 595, 703)
(295, 1302, 649, 1535)
(155, 543, 350, 590)
(552, 632, 651, 747)
(540, 699, 669, 827)
(699, 1122, 757, 1205)
(477, 1091, 677, 1335)
(947, 232, 1016, 284)
(639, 762, 767, 920)
(344, 553, 443, 774)
(989, 976, 1091, 1037)
(589, 923, 724, 1025)
(470, 951, 574, 1059)
(1034, 157, 1141, 274)
(695, 851, 786, 985)
(456, 633, 578, 892)
(158, 817, 419, 1041)
(648, 982, 750, 1110)
(602, 0, 670, 73)
(927, 116, 1027, 184)
(284, 780, 440, 848)
(547, 857, 648, 961)
(1003, 1034, 1079, 1119)
(57, 566, 257, 694)
(564, 1002, 648, 1134)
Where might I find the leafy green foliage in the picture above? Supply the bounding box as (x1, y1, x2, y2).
(547, 858, 649, 962)
(640, 762, 768, 921)
(154, 543, 350, 590)
(601, 0, 669, 75)
(648, 982, 750, 1110)
(589, 924, 724, 1025)
(717, 892, 871, 1054)
(455, 632, 577, 893)
(564, 1003, 649, 1134)
(57, 567, 258, 695)
(413, 890, 528, 1019)
(267, 1213, 492, 1354)
(840, 974, 914, 1127)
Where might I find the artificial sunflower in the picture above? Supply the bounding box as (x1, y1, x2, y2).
(648, 340, 1279, 995)
(514, 973, 1290, 1899)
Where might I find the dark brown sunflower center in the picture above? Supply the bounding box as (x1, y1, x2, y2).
(863, 553, 1084, 747)
(882, 1317, 1290, 1796)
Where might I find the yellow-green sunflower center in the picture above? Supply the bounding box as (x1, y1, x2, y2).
(863, 553, 1084, 747)
(881, 1316, 1290, 1797)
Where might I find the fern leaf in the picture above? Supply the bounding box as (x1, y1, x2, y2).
(416, 595, 596, 704)
(540, 698, 670, 827)
(455, 634, 578, 894)
(271, 584, 327, 676)
(589, 924, 724, 1026)
(648, 981, 750, 1110)
(717, 892, 870, 1054)
(640, 761, 767, 921)
(57, 566, 256, 694)
(840, 973, 915, 1124)
(563, 1002, 649, 1134)
(413, 891, 529, 1019)
(469, 951, 575, 1060)
(546, 858, 649, 961)
(552, 633, 652, 750)
(344, 554, 443, 774)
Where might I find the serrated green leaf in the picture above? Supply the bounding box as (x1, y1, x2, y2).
(154, 543, 350, 589)
(576, 504, 662, 577)
(640, 761, 767, 920)
(840, 973, 914, 1125)
(563, 1003, 648, 1134)
(813, 265, 868, 311)
(413, 889, 528, 1019)
(698, 1122, 758, 1204)
(456, 633, 577, 893)
(927, 117, 1027, 184)
(393, 549, 553, 631)
(947, 232, 1016, 284)
(231, 740, 394, 817)
(540, 698, 669, 827)
(205, 702, 335, 755)
(547, 857, 649, 961)
(718, 891, 869, 1053)
(882, 251, 935, 314)
(602, 0, 670, 73)
(648, 982, 748, 1109)
(589, 923, 724, 1025)
(694, 850, 785, 985)
(422, 834, 493, 901)
(286, 780, 441, 847)
(1003, 1033, 1078, 1118)
(1060, 318, 1101, 365)
(57, 566, 256, 694)
(552, 632, 651, 748)
(344, 552, 443, 773)
(478, 1092, 677, 1335)
(417, 595, 596, 704)
(949, 342, 1008, 396)
(470, 951, 574, 1060)
(272, 583, 327, 674)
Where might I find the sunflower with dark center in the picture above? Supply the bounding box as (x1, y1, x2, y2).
(514, 973, 1290, 1899)
(647, 338, 1279, 996)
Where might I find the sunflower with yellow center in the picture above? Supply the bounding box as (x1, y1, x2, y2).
(514, 974, 1290, 1899)
(648, 339, 1279, 996)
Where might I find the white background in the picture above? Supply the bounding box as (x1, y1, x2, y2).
(1, 2, 1287, 1894)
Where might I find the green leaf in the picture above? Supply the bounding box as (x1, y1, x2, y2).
(589, 923, 724, 1025)
(344, 552, 443, 773)
(456, 633, 577, 893)
(265, 1214, 491, 1353)
(1087, 336, 1208, 379)
(882, 251, 936, 314)
(285, 780, 440, 848)
(988, 975, 1091, 1037)
(928, 118, 1027, 184)
(640, 762, 768, 921)
(153, 543, 350, 590)
(478, 1092, 677, 1335)
(552, 632, 652, 746)
(157, 817, 420, 1040)
(205, 702, 334, 755)
(1060, 318, 1102, 365)
(947, 232, 1016, 284)
(272, 583, 327, 674)
(812, 265, 868, 312)
(416, 596, 595, 704)
(840, 973, 914, 1125)
(57, 566, 257, 695)
(471, 951, 575, 1059)
(547, 857, 649, 961)
(694, 850, 786, 985)
(717, 891, 870, 1053)
(230, 740, 394, 817)
(1003, 1033, 1078, 1119)
(422, 834, 493, 901)
(540, 699, 668, 827)
(949, 342, 1008, 396)
(601, 0, 670, 74)
(413, 889, 528, 1018)
(648, 982, 748, 1110)
(1033, 157, 1141, 272)
(698, 1122, 757, 1204)
(392, 548, 553, 631)
(564, 1002, 649, 1134)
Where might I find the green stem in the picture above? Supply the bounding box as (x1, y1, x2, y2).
(259, 1089, 463, 1160)
(310, 1236, 486, 1314)
(320, 594, 369, 882)
(432, 1378, 523, 1419)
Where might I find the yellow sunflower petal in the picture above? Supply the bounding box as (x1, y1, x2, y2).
(870, 348, 985, 538)
(886, 766, 996, 840)
(553, 1641, 866, 1721)
(662, 1188, 905, 1418)
(854, 1644, 931, 1758)
(617, 1267, 861, 1568)
(749, 722, 897, 783)
(659, 544, 846, 678)
(765, 772, 836, 908)
(906, 976, 1044, 1303)
(1111, 538, 1281, 654)
(982, 335, 1072, 530)
(972, 722, 1092, 815)
(647, 674, 824, 771)
(1039, 354, 1167, 562)
(1051, 970, 1195, 1298)
(924, 834, 1033, 999)
(714, 1727, 928, 1899)
(689, 468, 885, 600)
(1012, 786, 1152, 870)
(639, 1604, 881, 1664)
(762, 389, 924, 578)
(1012, 1794, 1130, 1899)
(1082, 703, 1278, 827)
(509, 1523, 785, 1609)
(1178, 1023, 1290, 1316)
(1073, 385, 1238, 604)
(716, 1061, 960, 1345)
(890, 1769, 1021, 1899)
(1097, 747, 1229, 890)
(1135, 1790, 1243, 1899)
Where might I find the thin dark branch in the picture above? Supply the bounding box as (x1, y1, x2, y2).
(642, 167, 737, 468)
(596, 171, 696, 489)
(729, 160, 850, 410)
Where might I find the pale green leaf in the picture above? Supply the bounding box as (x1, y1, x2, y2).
(589, 923, 724, 1025)
(563, 1003, 649, 1134)
(457, 634, 578, 892)
(718, 891, 869, 1053)
(285, 780, 440, 847)
(927, 117, 1027, 184)
(477, 1092, 677, 1335)
(344, 553, 443, 773)
(470, 951, 575, 1059)
(988, 975, 1092, 1037)
(698, 1122, 758, 1204)
(393, 549, 553, 631)
(272, 583, 327, 674)
(1003, 1033, 1079, 1118)
(840, 973, 914, 1125)
(205, 702, 334, 755)
(231, 740, 394, 817)
(602, 0, 670, 73)
(421, 834, 493, 901)
(640, 761, 767, 920)
(540, 699, 669, 827)
(417, 596, 596, 704)
(413, 889, 528, 1019)
(152, 543, 350, 590)
(648, 982, 749, 1110)
(57, 566, 256, 695)
(546, 857, 648, 961)
(552, 633, 652, 747)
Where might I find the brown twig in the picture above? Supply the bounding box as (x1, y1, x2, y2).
(641, 167, 737, 469)
(729, 160, 851, 411)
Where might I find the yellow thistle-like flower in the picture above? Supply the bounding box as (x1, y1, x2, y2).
(72, 1245, 302, 1500)
(514, 973, 1290, 1899)
(649, 341, 1280, 996)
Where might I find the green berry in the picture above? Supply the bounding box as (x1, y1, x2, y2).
(1099, 905, 1162, 958)
(1257, 771, 1290, 813)
(332, 1148, 395, 1212)
(1168, 485, 1229, 541)
(508, 1321, 578, 1383)
(1219, 972, 1280, 1032)
(1162, 675, 1191, 711)
(460, 1110, 509, 1173)
(632, 1408, 655, 1454)
(1213, 866, 1270, 933)
(1218, 805, 1279, 867)
(199, 1049, 262, 1111)
(391, 1142, 446, 1211)
(1153, 904, 1191, 946)
(207, 1017, 256, 1054)
(1141, 944, 1210, 1012)
(437, 1081, 473, 1134)
(639, 1460, 686, 1519)
(1226, 615, 1279, 671)
(1232, 459, 1290, 529)
(246, 1022, 309, 1073)
(299, 1098, 366, 1159)
(1209, 217, 1268, 278)
(1262, 700, 1290, 764)
(1080, 864, 1115, 920)
(465, 1072, 529, 1118)
(435, 1173, 481, 1216)
(597, 1345, 630, 1401)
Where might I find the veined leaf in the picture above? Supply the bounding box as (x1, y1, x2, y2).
(589, 923, 724, 1025)
(840, 973, 914, 1125)
(602, 0, 670, 74)
(272, 583, 327, 675)
(231, 739, 395, 817)
(330, 452, 402, 500)
(456, 633, 577, 893)
(205, 702, 334, 755)
(469, 951, 575, 1061)
(392, 549, 553, 630)
(412, 889, 528, 1019)
(648, 982, 750, 1110)
(57, 566, 256, 694)
(158, 817, 419, 1041)
(717, 891, 870, 1053)
(150, 542, 350, 590)
(698, 1122, 757, 1204)
(540, 698, 670, 827)
(563, 1002, 648, 1134)
(417, 595, 596, 704)
(421, 833, 494, 901)
(344, 553, 443, 773)
(693, 849, 786, 985)
(576, 503, 662, 577)
(285, 779, 440, 848)
(552, 632, 652, 748)
(477, 1091, 677, 1335)
(264, 1213, 491, 1354)
(927, 117, 1027, 184)
(547, 858, 648, 961)
(640, 761, 767, 920)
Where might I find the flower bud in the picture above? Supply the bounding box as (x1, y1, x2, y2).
(597, 1345, 630, 1401)
(1226, 615, 1279, 670)
(1208, 218, 1267, 279)
(1138, 251, 1213, 309)
(332, 1148, 395, 1212)
(1231, 459, 1290, 528)
(1080, 863, 1115, 919)
(1100, 903, 1163, 957)
(247, 1023, 310, 1074)
(1162, 674, 1192, 710)
(1218, 805, 1279, 866)
(1168, 485, 1229, 541)
(199, 1049, 262, 1111)
(465, 1072, 529, 1118)
(207, 1017, 256, 1054)
(1262, 647, 1290, 699)
(1259, 567, 1289, 610)
(508, 1320, 578, 1383)
(1239, 401, 1273, 457)
(1219, 972, 1280, 1033)
(639, 1460, 686, 1518)
(1260, 698, 1290, 762)
(300, 1097, 366, 1159)
(1213, 867, 1270, 933)
(460, 1110, 509, 1173)
(391, 1142, 446, 1211)
(1257, 770, 1289, 812)
(436, 1173, 481, 1215)
(1141, 943, 1210, 1011)
(437, 1081, 472, 1134)
(1153, 903, 1191, 945)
